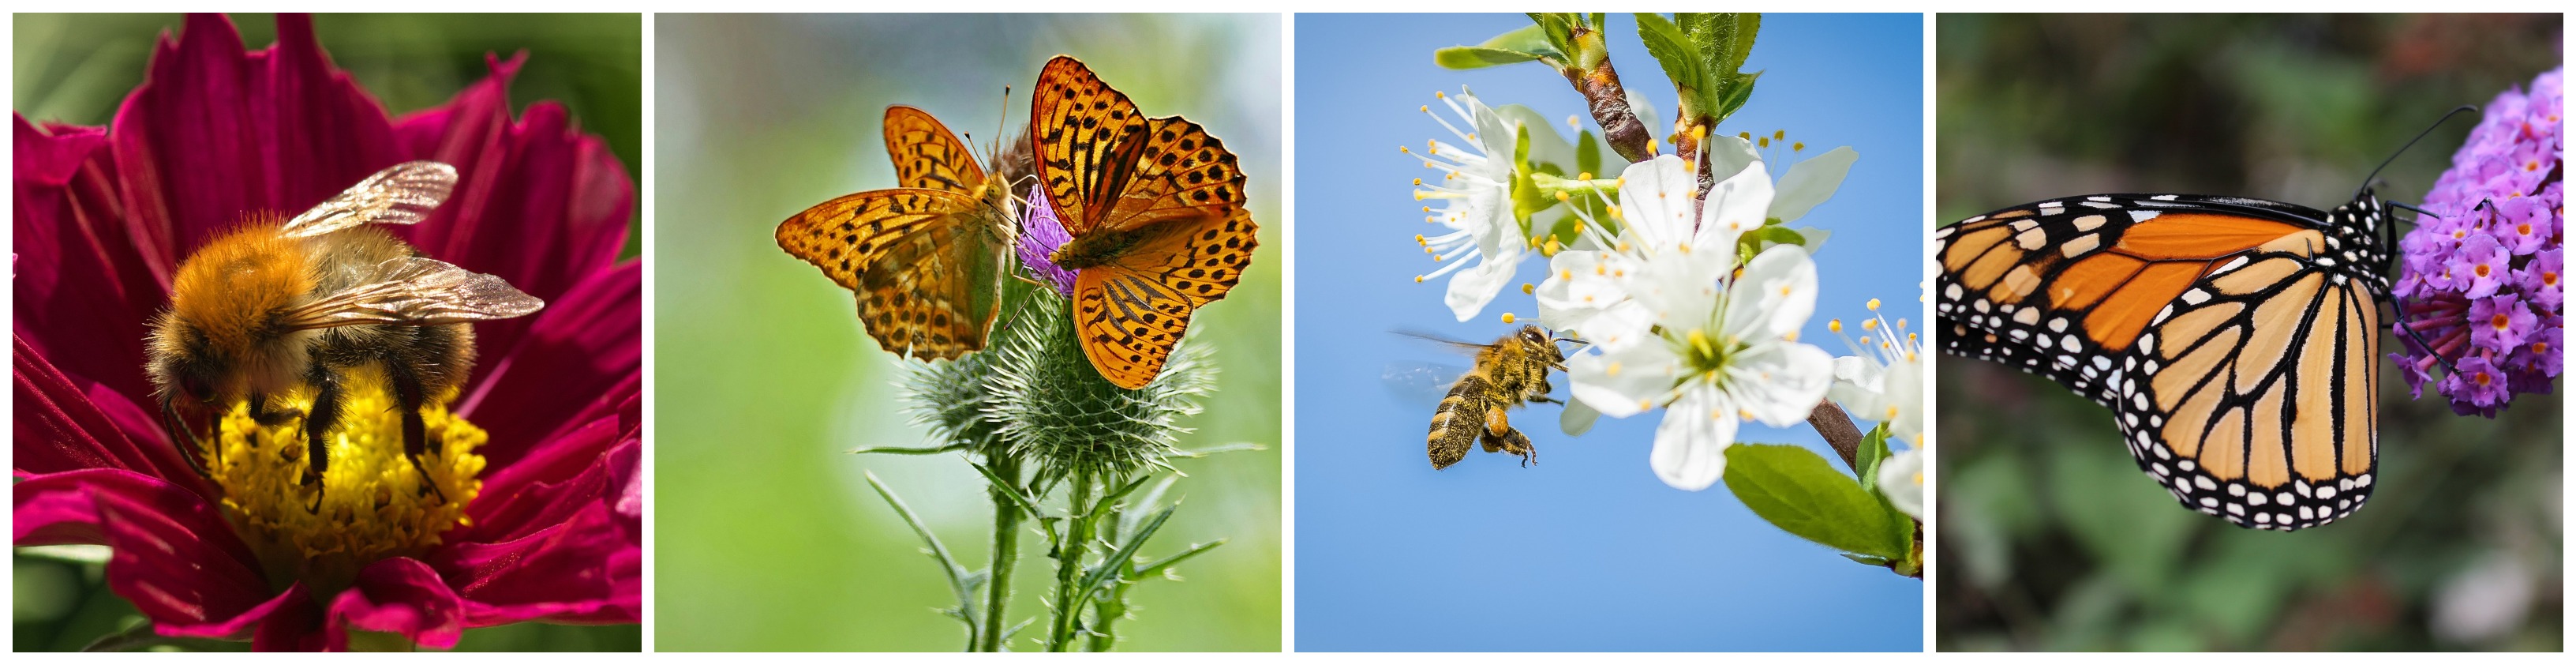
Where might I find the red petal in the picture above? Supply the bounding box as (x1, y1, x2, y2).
(393, 54, 634, 328)
(251, 588, 330, 652)
(327, 558, 467, 649)
(434, 442, 640, 627)
(457, 261, 640, 466)
(13, 469, 272, 636)
(463, 419, 630, 543)
(13, 116, 167, 401)
(107, 13, 403, 272)
(13, 336, 204, 487)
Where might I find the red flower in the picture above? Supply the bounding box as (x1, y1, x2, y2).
(13, 13, 638, 651)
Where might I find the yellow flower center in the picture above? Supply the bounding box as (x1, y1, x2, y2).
(202, 366, 484, 595)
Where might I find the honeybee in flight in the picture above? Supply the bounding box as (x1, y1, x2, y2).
(1414, 325, 1576, 470)
(148, 161, 545, 510)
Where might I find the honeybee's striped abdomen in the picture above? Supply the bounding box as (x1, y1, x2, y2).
(1427, 374, 1491, 470)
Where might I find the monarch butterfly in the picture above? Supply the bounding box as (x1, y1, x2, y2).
(1934, 111, 2472, 531)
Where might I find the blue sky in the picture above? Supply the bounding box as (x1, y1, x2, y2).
(1292, 13, 1926, 652)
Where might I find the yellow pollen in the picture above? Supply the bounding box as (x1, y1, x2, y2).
(1783, 331, 1798, 342)
(1557, 191, 1571, 201)
(204, 366, 482, 597)
(1866, 299, 1881, 310)
(1578, 171, 1593, 180)
(1561, 269, 1574, 280)
(1413, 190, 1427, 201)
(1758, 137, 1769, 148)
(1885, 406, 1900, 420)
(1544, 238, 1562, 255)
(1413, 178, 1423, 186)
(1647, 138, 1660, 153)
(1415, 235, 1428, 245)
(1779, 285, 1792, 296)
(1501, 313, 1517, 323)
(1616, 242, 1631, 253)
(1421, 105, 1430, 113)
(1522, 283, 1535, 295)
(1606, 362, 1623, 377)
(1829, 319, 1843, 332)
(1863, 318, 1879, 332)
(1739, 132, 1752, 140)
(1773, 130, 1785, 140)
(1436, 91, 1446, 99)
(1400, 145, 1411, 154)
(1793, 142, 1805, 152)
(1595, 265, 1607, 276)
(1739, 408, 1755, 421)
(1414, 275, 1425, 283)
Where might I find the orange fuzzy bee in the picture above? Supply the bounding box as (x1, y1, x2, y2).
(147, 161, 545, 510)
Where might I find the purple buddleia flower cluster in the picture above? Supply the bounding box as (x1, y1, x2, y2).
(2391, 66, 2564, 417)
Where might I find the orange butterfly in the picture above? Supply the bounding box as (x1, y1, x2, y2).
(777, 106, 1016, 360)
(1030, 55, 1260, 389)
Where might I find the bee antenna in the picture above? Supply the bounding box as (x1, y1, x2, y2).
(2357, 105, 2478, 201)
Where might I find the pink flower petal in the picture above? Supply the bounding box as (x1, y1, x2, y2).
(434, 441, 640, 627)
(107, 13, 404, 268)
(12, 336, 204, 487)
(327, 558, 468, 650)
(394, 55, 635, 329)
(13, 116, 167, 400)
(251, 590, 328, 652)
(13, 468, 271, 636)
(464, 421, 635, 543)
(457, 261, 639, 464)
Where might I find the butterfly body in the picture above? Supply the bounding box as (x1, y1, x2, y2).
(1030, 55, 1260, 389)
(1937, 190, 2397, 531)
(779, 106, 1017, 361)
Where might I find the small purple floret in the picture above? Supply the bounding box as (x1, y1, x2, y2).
(1017, 187, 1078, 296)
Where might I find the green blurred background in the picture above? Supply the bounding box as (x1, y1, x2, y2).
(10, 13, 642, 652)
(652, 14, 1282, 651)
(1936, 14, 2562, 651)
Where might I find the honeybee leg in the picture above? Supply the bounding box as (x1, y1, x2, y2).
(384, 366, 447, 503)
(1480, 406, 1535, 467)
(301, 366, 344, 514)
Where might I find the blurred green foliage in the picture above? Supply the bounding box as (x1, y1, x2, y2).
(1937, 13, 2562, 652)
(12, 12, 643, 258)
(651, 14, 1282, 652)
(9, 13, 642, 652)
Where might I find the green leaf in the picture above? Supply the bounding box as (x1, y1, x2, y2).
(1722, 444, 1907, 559)
(1434, 47, 1544, 70)
(1526, 13, 1578, 56)
(863, 472, 983, 628)
(848, 442, 968, 455)
(1134, 539, 1228, 579)
(1079, 504, 1178, 605)
(1715, 71, 1761, 122)
(1855, 423, 1893, 499)
(1633, 13, 1711, 118)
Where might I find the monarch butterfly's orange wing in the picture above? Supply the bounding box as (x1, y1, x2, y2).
(884, 106, 988, 194)
(777, 189, 1010, 361)
(1935, 193, 2383, 531)
(1032, 55, 1260, 389)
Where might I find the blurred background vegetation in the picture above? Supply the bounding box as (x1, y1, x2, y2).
(651, 15, 1282, 651)
(11, 13, 642, 652)
(1937, 13, 2562, 651)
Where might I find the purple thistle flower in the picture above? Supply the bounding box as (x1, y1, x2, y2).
(1017, 186, 1079, 297)
(2391, 65, 2565, 417)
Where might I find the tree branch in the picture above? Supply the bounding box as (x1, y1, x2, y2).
(1807, 400, 1865, 472)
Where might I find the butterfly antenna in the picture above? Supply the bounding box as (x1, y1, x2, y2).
(2355, 105, 2479, 201)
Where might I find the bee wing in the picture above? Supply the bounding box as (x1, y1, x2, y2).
(1382, 360, 1470, 407)
(1392, 329, 1500, 354)
(283, 257, 545, 329)
(280, 161, 459, 238)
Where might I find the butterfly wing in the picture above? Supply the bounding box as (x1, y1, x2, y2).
(1031, 55, 1151, 235)
(1033, 56, 1261, 389)
(1935, 194, 2380, 530)
(884, 105, 989, 194)
(777, 189, 1009, 360)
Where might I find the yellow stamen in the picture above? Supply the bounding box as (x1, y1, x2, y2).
(1501, 313, 1517, 323)
(1829, 319, 1843, 332)
(205, 366, 482, 597)
(1522, 283, 1535, 295)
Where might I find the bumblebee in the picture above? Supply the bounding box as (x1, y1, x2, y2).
(148, 161, 544, 510)
(1419, 325, 1573, 469)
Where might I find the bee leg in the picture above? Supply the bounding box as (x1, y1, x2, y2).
(1480, 407, 1535, 467)
(159, 395, 211, 478)
(301, 366, 344, 514)
(384, 366, 447, 504)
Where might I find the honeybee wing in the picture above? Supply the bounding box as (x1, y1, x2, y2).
(279, 161, 459, 238)
(1382, 360, 1470, 406)
(282, 257, 545, 329)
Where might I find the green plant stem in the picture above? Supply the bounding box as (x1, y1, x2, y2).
(975, 456, 1025, 652)
(1088, 584, 1131, 652)
(1045, 473, 1096, 652)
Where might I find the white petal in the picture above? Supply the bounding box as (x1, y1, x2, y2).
(1726, 340, 1836, 426)
(1559, 397, 1601, 436)
(1878, 449, 1924, 519)
(1702, 134, 1760, 185)
(1614, 156, 1699, 250)
(1443, 246, 1522, 321)
(1827, 355, 1889, 414)
(1794, 226, 1832, 254)
(1495, 103, 1575, 175)
(1770, 146, 1857, 224)
(1698, 160, 1775, 237)
(1651, 388, 1739, 491)
(1568, 338, 1684, 419)
(1725, 245, 1820, 339)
